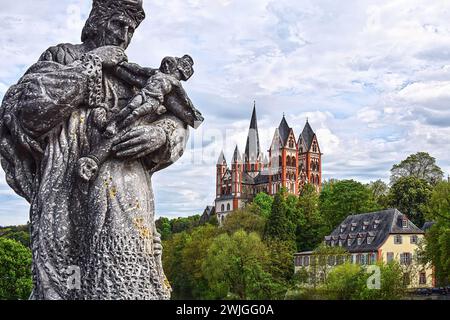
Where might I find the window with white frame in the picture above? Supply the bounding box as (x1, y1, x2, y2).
(410, 235, 418, 244)
(394, 235, 402, 244)
(402, 218, 408, 228)
(400, 252, 412, 265)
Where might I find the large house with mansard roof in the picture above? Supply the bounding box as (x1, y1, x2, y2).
(294, 209, 434, 288)
(215, 104, 322, 224)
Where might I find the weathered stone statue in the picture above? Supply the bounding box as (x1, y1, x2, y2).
(0, 0, 203, 300)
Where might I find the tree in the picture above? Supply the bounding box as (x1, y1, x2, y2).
(325, 261, 407, 300)
(162, 232, 193, 299)
(170, 215, 201, 234)
(368, 180, 390, 209)
(264, 189, 296, 242)
(319, 180, 381, 233)
(222, 207, 266, 237)
(359, 262, 407, 300)
(253, 192, 273, 219)
(181, 224, 221, 299)
(420, 181, 450, 285)
(325, 263, 365, 300)
(0, 238, 33, 300)
(296, 184, 327, 251)
(155, 217, 172, 240)
(391, 152, 444, 185)
(388, 176, 432, 227)
(202, 230, 281, 299)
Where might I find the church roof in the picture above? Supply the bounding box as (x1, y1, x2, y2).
(278, 116, 291, 146)
(244, 105, 261, 162)
(327, 209, 424, 253)
(254, 172, 269, 184)
(217, 151, 227, 165)
(299, 121, 316, 150)
(232, 145, 242, 163)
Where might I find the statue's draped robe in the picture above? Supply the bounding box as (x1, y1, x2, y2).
(0, 44, 188, 300)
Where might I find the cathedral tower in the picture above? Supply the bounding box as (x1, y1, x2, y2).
(298, 120, 322, 192)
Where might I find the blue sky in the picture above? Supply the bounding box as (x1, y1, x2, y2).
(1, 0, 450, 226)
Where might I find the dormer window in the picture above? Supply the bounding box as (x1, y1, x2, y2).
(340, 224, 347, 233)
(402, 218, 408, 228)
(362, 221, 369, 231)
(351, 223, 357, 232)
(367, 237, 374, 245)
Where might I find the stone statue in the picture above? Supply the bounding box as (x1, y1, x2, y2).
(0, 0, 203, 300)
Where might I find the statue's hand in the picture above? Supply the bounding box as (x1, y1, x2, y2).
(112, 125, 167, 160)
(108, 94, 166, 135)
(89, 45, 128, 68)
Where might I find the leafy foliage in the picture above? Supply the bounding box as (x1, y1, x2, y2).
(319, 180, 381, 233)
(202, 230, 283, 299)
(222, 206, 266, 237)
(252, 192, 274, 219)
(388, 176, 432, 227)
(390, 152, 444, 185)
(0, 238, 33, 300)
(296, 184, 327, 251)
(264, 189, 296, 242)
(419, 181, 450, 285)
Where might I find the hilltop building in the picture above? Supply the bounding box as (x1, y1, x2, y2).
(215, 104, 322, 223)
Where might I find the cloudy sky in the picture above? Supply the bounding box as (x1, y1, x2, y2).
(1, 0, 450, 226)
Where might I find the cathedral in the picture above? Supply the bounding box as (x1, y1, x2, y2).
(215, 105, 322, 223)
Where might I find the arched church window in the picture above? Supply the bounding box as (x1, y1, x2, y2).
(227, 203, 231, 211)
(286, 156, 291, 167)
(289, 139, 294, 148)
(221, 204, 224, 212)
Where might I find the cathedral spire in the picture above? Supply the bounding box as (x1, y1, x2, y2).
(244, 103, 261, 163)
(232, 145, 242, 163)
(217, 150, 227, 165)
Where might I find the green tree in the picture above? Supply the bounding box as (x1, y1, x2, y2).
(368, 180, 390, 209)
(181, 224, 221, 299)
(391, 152, 444, 185)
(162, 232, 193, 299)
(319, 180, 381, 233)
(296, 184, 326, 251)
(325, 261, 406, 300)
(264, 189, 296, 242)
(359, 262, 407, 300)
(0, 238, 32, 300)
(420, 181, 450, 285)
(155, 217, 172, 240)
(325, 263, 365, 300)
(202, 230, 281, 299)
(388, 176, 432, 227)
(171, 215, 200, 234)
(265, 239, 296, 290)
(253, 192, 273, 219)
(222, 207, 266, 237)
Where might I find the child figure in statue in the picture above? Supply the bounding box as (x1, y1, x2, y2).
(77, 54, 196, 182)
